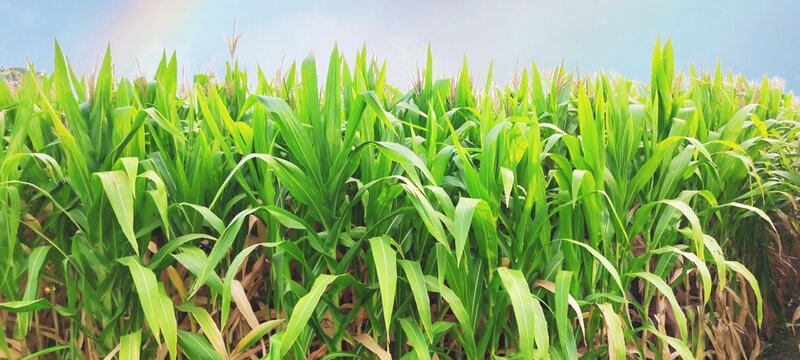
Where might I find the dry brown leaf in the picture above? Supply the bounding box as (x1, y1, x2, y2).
(155, 343, 168, 360)
(231, 280, 260, 330)
(749, 337, 762, 359)
(792, 306, 800, 335)
(101, 344, 120, 360)
(0, 347, 23, 360)
(354, 333, 392, 360)
(165, 266, 187, 300)
(307, 343, 328, 360)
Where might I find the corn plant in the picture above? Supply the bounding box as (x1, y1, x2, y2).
(0, 39, 798, 359)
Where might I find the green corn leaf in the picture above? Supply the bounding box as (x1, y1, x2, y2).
(369, 236, 397, 338)
(454, 198, 479, 266)
(497, 267, 548, 359)
(561, 239, 624, 295)
(177, 302, 227, 357)
(120, 331, 142, 360)
(176, 203, 225, 234)
(118, 256, 164, 343)
(15, 246, 50, 338)
(232, 319, 285, 355)
(0, 299, 50, 313)
(554, 271, 577, 359)
(174, 247, 224, 295)
(177, 330, 223, 360)
(399, 318, 431, 360)
(630, 271, 687, 340)
(18, 345, 70, 360)
(639, 324, 693, 360)
(597, 303, 626, 360)
(651, 246, 712, 305)
(424, 276, 477, 358)
(156, 284, 178, 360)
(373, 141, 436, 186)
(277, 274, 339, 358)
(189, 207, 260, 297)
(95, 171, 138, 255)
(726, 260, 763, 326)
(256, 95, 322, 182)
(398, 260, 433, 340)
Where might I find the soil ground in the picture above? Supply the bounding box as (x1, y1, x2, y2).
(760, 330, 800, 359)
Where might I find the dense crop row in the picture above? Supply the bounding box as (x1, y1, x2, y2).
(1, 40, 798, 359)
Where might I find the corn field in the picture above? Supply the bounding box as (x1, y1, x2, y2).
(1, 40, 799, 359)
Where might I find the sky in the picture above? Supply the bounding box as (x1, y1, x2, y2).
(1, 0, 799, 92)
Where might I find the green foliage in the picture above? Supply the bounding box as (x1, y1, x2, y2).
(0, 40, 798, 359)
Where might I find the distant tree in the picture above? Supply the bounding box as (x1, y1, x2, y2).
(1, 66, 27, 87)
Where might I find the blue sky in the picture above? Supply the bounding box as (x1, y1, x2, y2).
(2, 0, 799, 91)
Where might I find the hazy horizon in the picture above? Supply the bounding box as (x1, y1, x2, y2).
(2, 0, 798, 91)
